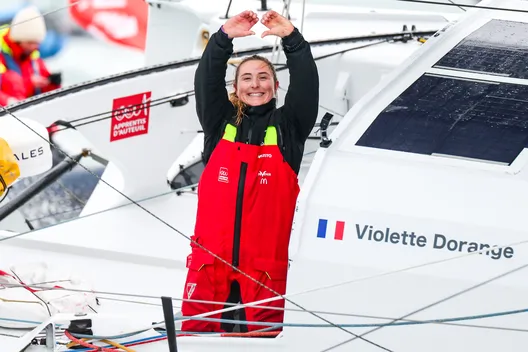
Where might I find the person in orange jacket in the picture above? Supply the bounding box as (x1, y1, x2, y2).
(0, 6, 61, 107)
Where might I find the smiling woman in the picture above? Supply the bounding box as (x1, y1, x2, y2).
(181, 9, 319, 334)
(229, 54, 278, 125)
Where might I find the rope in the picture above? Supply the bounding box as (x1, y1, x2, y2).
(447, 0, 466, 12)
(57, 304, 528, 351)
(177, 306, 528, 329)
(66, 337, 136, 352)
(63, 331, 280, 352)
(64, 330, 115, 352)
(91, 296, 528, 334)
(62, 304, 528, 342)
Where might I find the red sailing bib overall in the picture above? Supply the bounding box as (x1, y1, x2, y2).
(181, 122, 300, 332)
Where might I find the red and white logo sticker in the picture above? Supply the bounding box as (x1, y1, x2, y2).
(110, 92, 151, 142)
(218, 167, 229, 183)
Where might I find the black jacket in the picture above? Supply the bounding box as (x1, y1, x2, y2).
(195, 27, 319, 175)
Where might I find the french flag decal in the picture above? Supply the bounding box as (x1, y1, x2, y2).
(317, 219, 345, 240)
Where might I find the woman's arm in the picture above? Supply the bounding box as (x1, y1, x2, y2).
(260, 11, 319, 142)
(281, 28, 319, 142)
(195, 11, 258, 136)
(194, 27, 233, 136)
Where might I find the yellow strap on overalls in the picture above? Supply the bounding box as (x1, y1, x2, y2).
(222, 123, 278, 145)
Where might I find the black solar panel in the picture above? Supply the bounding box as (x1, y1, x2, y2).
(356, 74, 528, 164)
(434, 19, 528, 78)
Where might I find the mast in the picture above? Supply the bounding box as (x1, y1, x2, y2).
(260, 0, 270, 11)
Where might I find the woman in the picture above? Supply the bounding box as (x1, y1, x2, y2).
(181, 9, 319, 333)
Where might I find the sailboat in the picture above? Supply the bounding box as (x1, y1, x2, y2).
(4, 0, 527, 350)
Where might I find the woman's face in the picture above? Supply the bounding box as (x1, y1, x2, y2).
(235, 59, 278, 106)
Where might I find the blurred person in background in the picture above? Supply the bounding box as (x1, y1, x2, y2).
(0, 5, 61, 106)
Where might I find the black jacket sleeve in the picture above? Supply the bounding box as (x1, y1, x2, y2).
(280, 28, 320, 142)
(194, 28, 234, 136)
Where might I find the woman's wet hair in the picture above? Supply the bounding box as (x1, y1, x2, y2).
(229, 55, 278, 125)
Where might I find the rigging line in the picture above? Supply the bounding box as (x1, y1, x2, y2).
(447, 0, 466, 12)
(49, 92, 194, 132)
(66, 297, 528, 334)
(68, 92, 190, 124)
(9, 271, 52, 317)
(92, 297, 528, 332)
(74, 303, 528, 337)
(65, 305, 528, 342)
(321, 262, 528, 352)
(48, 93, 192, 132)
(6, 279, 528, 337)
(0, 279, 79, 292)
(311, 40, 388, 62)
(71, 98, 185, 129)
(173, 305, 528, 328)
(0, 111, 387, 350)
(393, 0, 528, 13)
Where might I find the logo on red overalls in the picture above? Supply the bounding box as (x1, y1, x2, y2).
(258, 170, 271, 185)
(186, 283, 197, 299)
(218, 167, 229, 183)
(258, 153, 272, 159)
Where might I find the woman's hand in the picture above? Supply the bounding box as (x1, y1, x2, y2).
(222, 10, 258, 39)
(261, 10, 294, 38)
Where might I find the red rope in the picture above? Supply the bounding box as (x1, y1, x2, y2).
(64, 330, 115, 351)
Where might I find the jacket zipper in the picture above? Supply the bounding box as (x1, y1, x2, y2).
(232, 123, 252, 267)
(232, 161, 247, 267)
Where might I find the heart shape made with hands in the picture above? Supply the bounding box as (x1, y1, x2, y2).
(222, 10, 295, 39)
